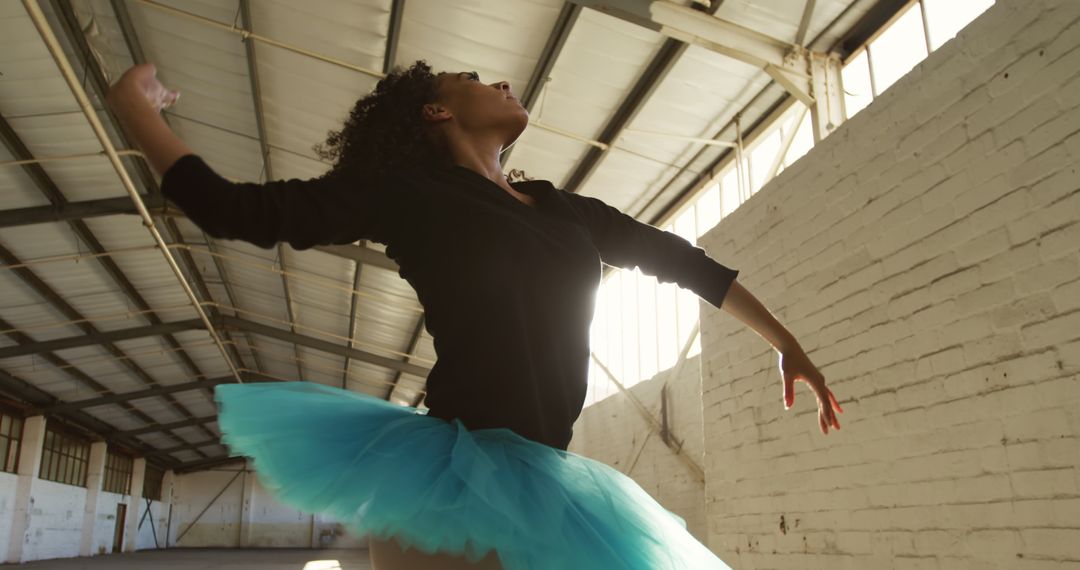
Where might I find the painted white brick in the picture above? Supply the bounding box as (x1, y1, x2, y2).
(575, 1, 1080, 566)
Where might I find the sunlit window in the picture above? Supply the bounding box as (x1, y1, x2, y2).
(583, 0, 997, 410)
(842, 50, 874, 118)
(869, 3, 929, 94)
(783, 109, 814, 169)
(924, 0, 995, 51)
(842, 0, 995, 121)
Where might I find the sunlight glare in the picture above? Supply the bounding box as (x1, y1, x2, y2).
(303, 561, 343, 570)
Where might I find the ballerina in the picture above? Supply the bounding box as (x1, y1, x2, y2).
(107, 61, 842, 570)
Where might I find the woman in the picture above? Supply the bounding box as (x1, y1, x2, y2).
(107, 61, 842, 569)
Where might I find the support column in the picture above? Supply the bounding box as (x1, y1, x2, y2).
(79, 441, 108, 556)
(809, 52, 846, 143)
(239, 467, 254, 547)
(6, 416, 46, 564)
(123, 458, 145, 553)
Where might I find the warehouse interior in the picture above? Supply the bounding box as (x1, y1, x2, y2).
(1, 0, 1077, 567)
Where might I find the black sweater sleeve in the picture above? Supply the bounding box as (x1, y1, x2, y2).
(160, 154, 389, 250)
(561, 190, 739, 309)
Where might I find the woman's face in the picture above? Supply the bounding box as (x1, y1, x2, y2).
(427, 71, 529, 151)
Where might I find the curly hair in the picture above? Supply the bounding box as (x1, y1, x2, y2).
(312, 60, 445, 181)
(313, 60, 529, 184)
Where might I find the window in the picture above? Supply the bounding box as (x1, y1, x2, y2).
(842, 1, 996, 121)
(582, 0, 999, 410)
(103, 451, 133, 495)
(924, 0, 995, 51)
(0, 413, 23, 474)
(842, 50, 874, 118)
(40, 428, 89, 487)
(143, 465, 165, 501)
(868, 3, 929, 94)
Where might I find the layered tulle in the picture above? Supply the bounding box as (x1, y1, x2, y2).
(214, 381, 732, 569)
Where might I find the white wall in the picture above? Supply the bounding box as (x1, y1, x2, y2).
(19, 480, 87, 561)
(569, 0, 1080, 567)
(168, 463, 365, 550)
(0, 473, 18, 559)
(569, 354, 709, 542)
(691, 0, 1080, 567)
(168, 468, 244, 547)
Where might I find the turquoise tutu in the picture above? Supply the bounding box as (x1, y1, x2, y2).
(214, 381, 732, 569)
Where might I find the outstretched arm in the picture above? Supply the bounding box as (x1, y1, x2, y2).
(107, 64, 387, 250)
(721, 280, 843, 434)
(562, 190, 842, 434)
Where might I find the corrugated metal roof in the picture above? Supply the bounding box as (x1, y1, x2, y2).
(0, 0, 883, 471)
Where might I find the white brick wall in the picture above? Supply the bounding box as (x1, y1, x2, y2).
(692, 0, 1080, 567)
(569, 354, 709, 542)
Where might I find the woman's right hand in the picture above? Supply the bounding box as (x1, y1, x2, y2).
(107, 63, 179, 114)
(779, 346, 843, 435)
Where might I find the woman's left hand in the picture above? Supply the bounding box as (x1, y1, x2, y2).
(779, 346, 843, 435)
(107, 62, 179, 114)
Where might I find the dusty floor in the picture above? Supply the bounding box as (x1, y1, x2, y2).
(0, 548, 372, 569)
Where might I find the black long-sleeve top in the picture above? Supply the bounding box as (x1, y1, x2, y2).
(161, 154, 738, 450)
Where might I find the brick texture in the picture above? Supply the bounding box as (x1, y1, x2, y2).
(575, 0, 1080, 567)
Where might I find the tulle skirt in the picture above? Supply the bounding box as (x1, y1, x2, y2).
(214, 381, 733, 569)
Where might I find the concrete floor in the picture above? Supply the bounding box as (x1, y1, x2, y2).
(1, 549, 372, 569)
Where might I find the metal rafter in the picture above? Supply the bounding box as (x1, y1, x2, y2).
(118, 414, 218, 437)
(219, 315, 431, 378)
(342, 0, 407, 392)
(560, 1, 724, 194)
(239, 0, 305, 383)
(0, 120, 219, 450)
(0, 319, 204, 360)
(49, 376, 237, 413)
(796, 0, 818, 47)
(641, 0, 911, 228)
(0, 366, 175, 469)
(0, 313, 205, 462)
(0, 193, 165, 228)
(500, 2, 581, 165)
(0, 245, 214, 458)
(108, 0, 264, 375)
(0, 197, 398, 272)
(48, 0, 253, 378)
(173, 454, 244, 475)
(386, 314, 425, 403)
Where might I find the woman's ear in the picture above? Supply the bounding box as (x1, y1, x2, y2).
(422, 103, 451, 123)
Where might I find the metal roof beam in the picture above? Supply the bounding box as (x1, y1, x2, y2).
(53, 0, 254, 377)
(0, 319, 204, 360)
(0, 366, 176, 468)
(173, 455, 244, 474)
(387, 314, 425, 403)
(560, 1, 729, 194)
(562, 38, 687, 193)
(501, 2, 581, 165)
(47, 376, 238, 413)
(239, 0, 305, 382)
(118, 414, 218, 437)
(311, 244, 397, 271)
(0, 242, 211, 458)
(341, 0, 408, 393)
(150, 437, 221, 457)
(0, 194, 164, 228)
(219, 315, 431, 378)
(0, 197, 397, 271)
